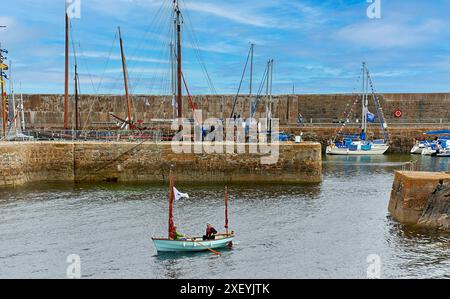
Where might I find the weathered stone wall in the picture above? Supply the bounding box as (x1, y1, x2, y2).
(0, 142, 74, 187)
(418, 185, 450, 231)
(0, 141, 322, 188)
(14, 93, 450, 129)
(388, 171, 450, 225)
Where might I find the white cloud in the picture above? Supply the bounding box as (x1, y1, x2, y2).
(184, 1, 284, 29)
(336, 19, 446, 48)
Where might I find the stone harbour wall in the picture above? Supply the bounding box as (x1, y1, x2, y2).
(13, 93, 450, 129)
(0, 141, 322, 188)
(388, 171, 450, 226)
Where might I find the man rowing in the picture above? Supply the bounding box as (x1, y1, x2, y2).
(203, 223, 218, 240)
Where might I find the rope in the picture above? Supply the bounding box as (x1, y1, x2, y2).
(181, 71, 200, 124)
(230, 46, 252, 118)
(366, 69, 391, 143)
(181, 0, 217, 95)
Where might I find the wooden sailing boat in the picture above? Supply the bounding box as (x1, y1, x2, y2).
(109, 27, 151, 133)
(152, 173, 235, 253)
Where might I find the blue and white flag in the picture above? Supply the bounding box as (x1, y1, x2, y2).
(367, 111, 376, 123)
(174, 187, 189, 201)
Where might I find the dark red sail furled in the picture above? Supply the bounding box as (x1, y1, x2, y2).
(225, 187, 229, 234)
(168, 174, 175, 239)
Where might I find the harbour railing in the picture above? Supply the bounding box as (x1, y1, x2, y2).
(2, 129, 175, 142)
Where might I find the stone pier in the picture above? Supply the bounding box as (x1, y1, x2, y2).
(0, 141, 322, 187)
(388, 171, 450, 227)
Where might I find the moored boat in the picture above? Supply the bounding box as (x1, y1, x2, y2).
(419, 131, 450, 156)
(326, 63, 390, 156)
(410, 141, 429, 154)
(327, 140, 389, 155)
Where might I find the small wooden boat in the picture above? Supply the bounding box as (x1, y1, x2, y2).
(153, 234, 235, 253)
(152, 172, 235, 254)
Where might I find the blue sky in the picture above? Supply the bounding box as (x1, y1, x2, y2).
(1, 0, 450, 95)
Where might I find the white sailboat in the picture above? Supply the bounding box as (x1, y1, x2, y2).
(326, 63, 390, 155)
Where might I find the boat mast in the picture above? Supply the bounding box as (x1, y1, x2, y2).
(361, 62, 367, 133)
(170, 42, 176, 119)
(249, 43, 254, 95)
(174, 0, 183, 130)
(265, 59, 274, 133)
(74, 64, 79, 131)
(0, 45, 6, 138)
(118, 27, 133, 129)
(64, 6, 69, 130)
(168, 172, 175, 240)
(225, 186, 229, 235)
(10, 61, 16, 134)
(20, 83, 25, 131)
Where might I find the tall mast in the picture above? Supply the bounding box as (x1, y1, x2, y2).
(10, 61, 16, 134)
(225, 186, 229, 235)
(64, 8, 69, 130)
(170, 42, 176, 118)
(20, 83, 25, 131)
(168, 171, 175, 240)
(0, 44, 6, 138)
(266, 60, 274, 132)
(118, 27, 133, 128)
(174, 0, 183, 129)
(361, 62, 367, 132)
(249, 43, 254, 95)
(74, 64, 79, 131)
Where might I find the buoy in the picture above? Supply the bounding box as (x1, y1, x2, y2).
(394, 109, 402, 118)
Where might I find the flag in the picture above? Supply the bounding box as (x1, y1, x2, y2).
(171, 95, 177, 109)
(367, 111, 376, 123)
(0, 63, 8, 70)
(173, 187, 189, 201)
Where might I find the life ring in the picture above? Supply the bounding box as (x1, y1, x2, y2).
(394, 109, 402, 118)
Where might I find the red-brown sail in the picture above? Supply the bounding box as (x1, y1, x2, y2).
(225, 186, 229, 234)
(168, 173, 175, 239)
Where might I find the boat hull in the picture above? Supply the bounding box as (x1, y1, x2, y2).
(421, 148, 436, 156)
(152, 235, 234, 253)
(326, 144, 389, 156)
(410, 144, 424, 154)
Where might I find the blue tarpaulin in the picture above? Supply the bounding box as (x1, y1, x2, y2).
(424, 130, 450, 135)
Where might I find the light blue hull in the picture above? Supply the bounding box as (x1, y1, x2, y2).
(152, 235, 234, 253)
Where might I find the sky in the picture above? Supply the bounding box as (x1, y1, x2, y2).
(0, 0, 450, 95)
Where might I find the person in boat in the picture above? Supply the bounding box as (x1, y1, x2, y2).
(173, 226, 187, 241)
(203, 223, 218, 240)
(360, 129, 367, 141)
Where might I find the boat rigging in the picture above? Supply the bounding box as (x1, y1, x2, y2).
(326, 62, 390, 155)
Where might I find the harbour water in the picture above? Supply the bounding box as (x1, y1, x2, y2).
(0, 155, 448, 279)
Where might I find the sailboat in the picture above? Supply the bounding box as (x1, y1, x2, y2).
(152, 173, 235, 253)
(326, 62, 390, 155)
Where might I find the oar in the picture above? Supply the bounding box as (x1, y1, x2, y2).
(185, 235, 222, 256)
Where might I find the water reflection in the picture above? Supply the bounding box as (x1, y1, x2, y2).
(0, 154, 449, 278)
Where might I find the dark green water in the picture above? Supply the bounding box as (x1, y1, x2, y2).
(0, 155, 448, 278)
